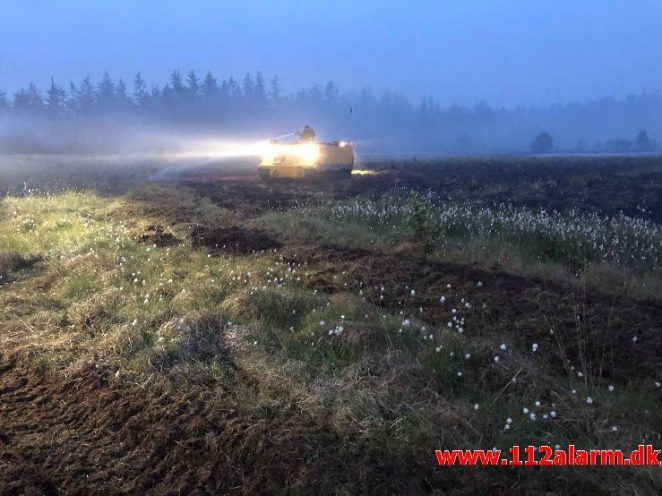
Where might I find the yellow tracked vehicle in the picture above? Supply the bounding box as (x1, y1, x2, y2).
(258, 128, 354, 180)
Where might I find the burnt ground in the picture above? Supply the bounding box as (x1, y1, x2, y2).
(178, 154, 662, 221)
(139, 225, 180, 247)
(355, 155, 662, 221)
(285, 245, 662, 383)
(190, 225, 282, 254)
(2, 154, 662, 494)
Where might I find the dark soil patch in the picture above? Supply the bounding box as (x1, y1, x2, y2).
(185, 181, 313, 217)
(0, 253, 41, 284)
(285, 245, 662, 382)
(138, 225, 180, 247)
(190, 225, 282, 254)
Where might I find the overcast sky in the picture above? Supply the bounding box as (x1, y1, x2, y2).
(2, 0, 662, 107)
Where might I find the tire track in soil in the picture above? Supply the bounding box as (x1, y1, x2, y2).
(0, 353, 419, 495)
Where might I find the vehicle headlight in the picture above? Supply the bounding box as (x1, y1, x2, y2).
(300, 144, 320, 164)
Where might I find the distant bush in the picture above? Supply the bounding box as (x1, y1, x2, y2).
(530, 132, 553, 154)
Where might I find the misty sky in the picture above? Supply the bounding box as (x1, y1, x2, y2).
(2, 0, 662, 107)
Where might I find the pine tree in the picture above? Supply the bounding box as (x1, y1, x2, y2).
(77, 77, 96, 114)
(254, 71, 266, 106)
(227, 77, 241, 102)
(13, 83, 44, 113)
(46, 77, 66, 117)
(187, 70, 200, 97)
(202, 71, 218, 99)
(133, 73, 148, 108)
(97, 72, 115, 108)
(116, 78, 132, 110)
(170, 70, 184, 95)
(242, 73, 254, 102)
(269, 76, 281, 104)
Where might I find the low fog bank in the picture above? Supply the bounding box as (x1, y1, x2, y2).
(0, 115, 266, 155)
(0, 152, 259, 197)
(2, 72, 662, 155)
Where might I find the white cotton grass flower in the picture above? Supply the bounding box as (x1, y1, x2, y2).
(586, 396, 594, 404)
(532, 343, 539, 352)
(440, 296, 446, 303)
(534, 400, 541, 407)
(493, 355, 500, 363)
(523, 407, 529, 414)
(608, 385, 615, 392)
(550, 411, 556, 418)
(529, 413, 536, 421)
(499, 343, 507, 351)
(506, 417, 513, 424)
(473, 403, 479, 410)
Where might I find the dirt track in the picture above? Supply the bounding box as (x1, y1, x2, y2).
(0, 354, 448, 495)
(0, 355, 337, 495)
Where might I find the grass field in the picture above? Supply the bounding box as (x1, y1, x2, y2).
(1, 154, 661, 494)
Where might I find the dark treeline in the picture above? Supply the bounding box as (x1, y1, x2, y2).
(1, 70, 661, 154)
